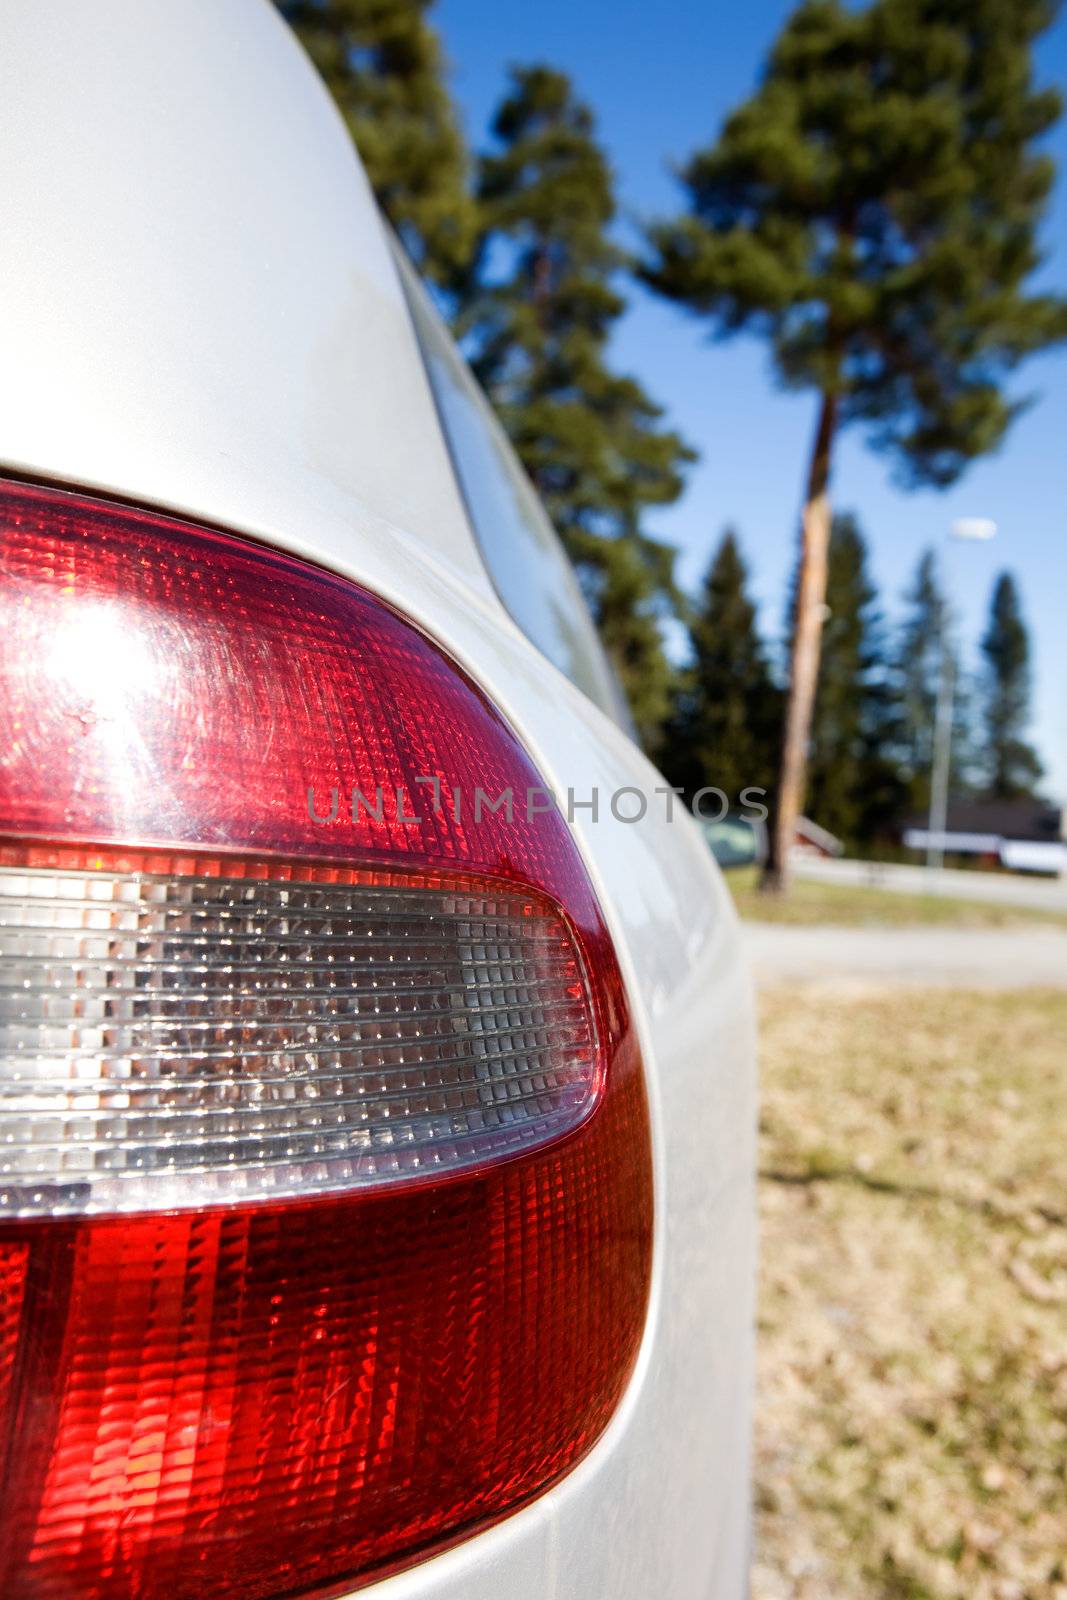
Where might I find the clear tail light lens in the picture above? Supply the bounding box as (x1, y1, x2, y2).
(0, 855, 600, 1211)
(0, 481, 653, 1600)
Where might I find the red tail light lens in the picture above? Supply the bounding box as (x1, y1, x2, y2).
(0, 482, 653, 1599)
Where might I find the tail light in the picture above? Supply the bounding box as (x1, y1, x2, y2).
(0, 482, 653, 1600)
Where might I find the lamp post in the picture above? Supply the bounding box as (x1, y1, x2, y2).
(925, 518, 997, 876)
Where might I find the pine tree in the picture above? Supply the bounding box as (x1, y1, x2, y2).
(462, 65, 695, 751)
(806, 514, 904, 844)
(980, 572, 1043, 799)
(664, 531, 780, 807)
(275, 0, 476, 281)
(642, 0, 1067, 888)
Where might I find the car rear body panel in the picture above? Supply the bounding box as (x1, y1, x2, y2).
(0, 3, 757, 1596)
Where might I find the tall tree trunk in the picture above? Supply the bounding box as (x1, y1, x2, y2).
(761, 390, 838, 894)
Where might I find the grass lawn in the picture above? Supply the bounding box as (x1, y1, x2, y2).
(727, 866, 1067, 929)
(753, 985, 1067, 1600)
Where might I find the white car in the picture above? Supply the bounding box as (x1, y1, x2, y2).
(0, 4, 757, 1598)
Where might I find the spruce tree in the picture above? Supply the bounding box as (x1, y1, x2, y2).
(587, 521, 681, 751)
(980, 572, 1043, 799)
(642, 0, 1067, 888)
(664, 531, 780, 807)
(894, 548, 948, 813)
(892, 548, 976, 813)
(462, 65, 695, 751)
(806, 514, 904, 845)
(276, 0, 476, 281)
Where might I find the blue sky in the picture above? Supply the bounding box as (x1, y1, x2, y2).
(436, 0, 1067, 802)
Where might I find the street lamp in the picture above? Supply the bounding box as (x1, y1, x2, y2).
(925, 518, 998, 875)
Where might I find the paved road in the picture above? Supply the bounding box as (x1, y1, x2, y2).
(745, 922, 1067, 989)
(794, 855, 1067, 914)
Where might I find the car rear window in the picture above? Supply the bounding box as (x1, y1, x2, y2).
(395, 248, 630, 730)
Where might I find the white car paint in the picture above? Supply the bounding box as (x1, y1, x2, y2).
(0, 3, 758, 1597)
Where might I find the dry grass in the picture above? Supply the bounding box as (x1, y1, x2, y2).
(728, 867, 1067, 930)
(753, 985, 1067, 1600)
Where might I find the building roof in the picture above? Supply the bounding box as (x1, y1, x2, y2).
(902, 800, 1063, 844)
(796, 815, 845, 856)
